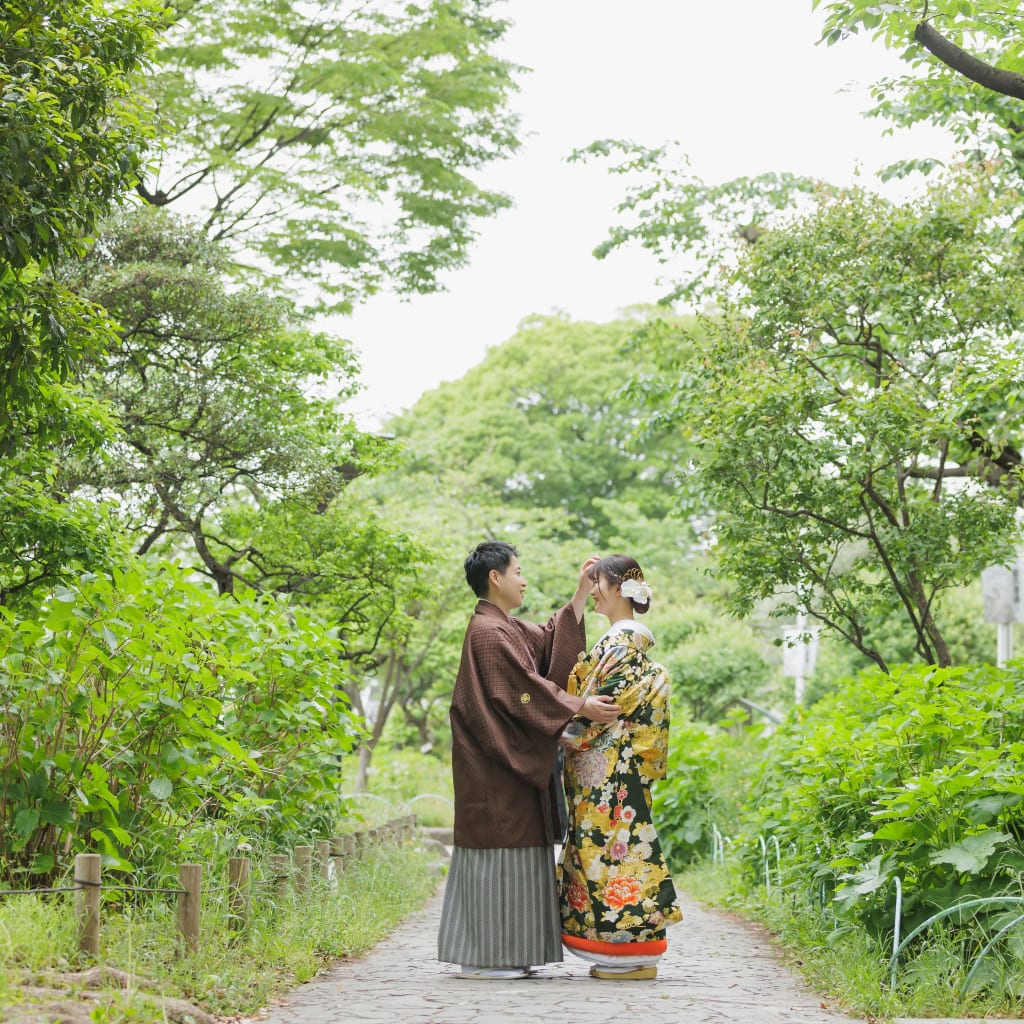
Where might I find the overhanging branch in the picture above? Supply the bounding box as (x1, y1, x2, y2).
(915, 21, 1024, 100)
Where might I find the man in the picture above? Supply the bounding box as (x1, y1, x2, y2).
(437, 541, 620, 980)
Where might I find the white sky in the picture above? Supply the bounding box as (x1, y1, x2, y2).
(339, 0, 955, 428)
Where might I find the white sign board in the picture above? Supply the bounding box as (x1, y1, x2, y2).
(981, 560, 1024, 624)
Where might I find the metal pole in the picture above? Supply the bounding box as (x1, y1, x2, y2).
(793, 610, 807, 704)
(998, 622, 1013, 667)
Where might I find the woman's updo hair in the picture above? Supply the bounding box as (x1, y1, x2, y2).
(588, 554, 651, 615)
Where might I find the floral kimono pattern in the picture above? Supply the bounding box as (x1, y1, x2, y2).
(556, 623, 682, 946)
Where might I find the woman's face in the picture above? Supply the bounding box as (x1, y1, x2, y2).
(588, 571, 618, 617)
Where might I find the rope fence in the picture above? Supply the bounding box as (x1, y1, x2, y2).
(0, 814, 418, 956)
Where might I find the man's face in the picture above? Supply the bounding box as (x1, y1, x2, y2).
(490, 555, 526, 613)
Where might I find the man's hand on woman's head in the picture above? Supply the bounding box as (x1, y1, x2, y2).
(576, 556, 600, 590)
(571, 555, 601, 620)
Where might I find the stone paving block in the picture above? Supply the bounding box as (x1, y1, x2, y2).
(252, 882, 870, 1024)
(247, 877, 1009, 1024)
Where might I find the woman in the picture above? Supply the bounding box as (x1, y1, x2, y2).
(556, 555, 682, 980)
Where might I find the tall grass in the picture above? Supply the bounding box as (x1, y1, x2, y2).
(0, 842, 439, 1022)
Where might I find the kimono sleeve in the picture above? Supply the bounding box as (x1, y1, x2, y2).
(458, 622, 585, 789)
(560, 642, 638, 752)
(630, 664, 672, 780)
(512, 602, 586, 687)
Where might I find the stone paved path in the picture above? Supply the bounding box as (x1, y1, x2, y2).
(255, 880, 868, 1024)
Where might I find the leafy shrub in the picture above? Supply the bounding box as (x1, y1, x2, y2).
(0, 563, 363, 883)
(662, 620, 775, 721)
(745, 662, 1024, 942)
(656, 709, 767, 867)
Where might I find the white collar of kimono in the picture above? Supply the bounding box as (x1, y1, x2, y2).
(599, 619, 654, 645)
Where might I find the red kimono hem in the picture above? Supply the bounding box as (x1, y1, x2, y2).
(561, 933, 667, 957)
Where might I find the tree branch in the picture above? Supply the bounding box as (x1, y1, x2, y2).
(915, 20, 1024, 100)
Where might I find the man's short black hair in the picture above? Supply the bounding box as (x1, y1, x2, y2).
(464, 541, 517, 598)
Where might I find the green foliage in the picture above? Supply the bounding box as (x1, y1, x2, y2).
(354, 746, 454, 828)
(573, 140, 820, 306)
(66, 209, 366, 536)
(628, 167, 1024, 668)
(387, 312, 686, 546)
(747, 662, 1024, 950)
(0, 842, 437, 1020)
(655, 715, 767, 867)
(0, 0, 161, 430)
(659, 609, 774, 721)
(60, 208, 423, 649)
(659, 658, 1024, 1012)
(0, 380, 125, 609)
(0, 0, 157, 269)
(0, 563, 362, 883)
(145, 0, 522, 309)
(815, 1, 1024, 183)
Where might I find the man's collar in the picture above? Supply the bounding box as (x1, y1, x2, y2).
(476, 597, 515, 618)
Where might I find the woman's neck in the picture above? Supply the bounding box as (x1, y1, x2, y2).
(603, 601, 634, 624)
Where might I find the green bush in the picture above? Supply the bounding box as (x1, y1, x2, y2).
(0, 563, 363, 884)
(656, 709, 768, 867)
(745, 662, 1024, 945)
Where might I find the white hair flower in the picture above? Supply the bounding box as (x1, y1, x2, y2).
(620, 577, 652, 605)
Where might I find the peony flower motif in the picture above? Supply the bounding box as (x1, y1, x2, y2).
(566, 878, 590, 913)
(620, 577, 652, 605)
(609, 841, 629, 860)
(603, 875, 643, 910)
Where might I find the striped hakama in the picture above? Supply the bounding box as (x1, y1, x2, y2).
(437, 846, 563, 968)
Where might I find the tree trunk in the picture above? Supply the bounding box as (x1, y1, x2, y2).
(353, 742, 373, 793)
(910, 573, 951, 668)
(402, 707, 433, 750)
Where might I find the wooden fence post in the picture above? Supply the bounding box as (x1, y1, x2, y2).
(269, 853, 290, 901)
(74, 852, 101, 955)
(330, 836, 346, 878)
(178, 863, 201, 952)
(315, 839, 331, 883)
(294, 845, 312, 895)
(228, 856, 251, 930)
